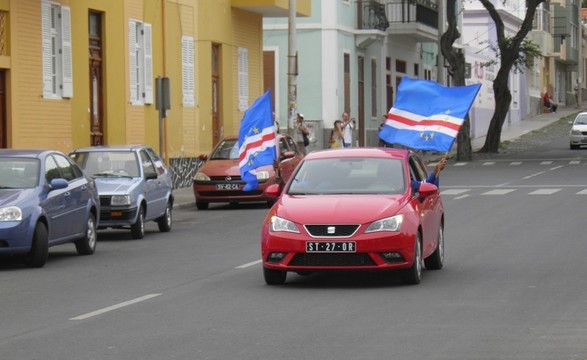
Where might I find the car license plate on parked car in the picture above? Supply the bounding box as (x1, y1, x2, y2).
(216, 184, 240, 190)
(306, 241, 356, 253)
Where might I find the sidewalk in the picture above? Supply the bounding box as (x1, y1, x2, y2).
(468, 104, 578, 153)
(172, 105, 581, 209)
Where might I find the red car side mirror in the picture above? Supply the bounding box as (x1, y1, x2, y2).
(418, 182, 439, 198)
(198, 154, 208, 161)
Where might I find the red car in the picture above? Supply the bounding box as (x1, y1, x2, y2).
(193, 134, 304, 210)
(261, 147, 444, 285)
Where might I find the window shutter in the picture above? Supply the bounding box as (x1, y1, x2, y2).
(181, 35, 195, 107)
(129, 20, 138, 103)
(60, 6, 73, 98)
(238, 47, 249, 111)
(143, 23, 153, 104)
(41, 1, 53, 98)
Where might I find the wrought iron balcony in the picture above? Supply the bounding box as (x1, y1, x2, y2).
(384, 0, 439, 42)
(357, 0, 390, 31)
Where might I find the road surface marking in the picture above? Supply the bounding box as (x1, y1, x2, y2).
(523, 171, 546, 179)
(482, 162, 495, 166)
(481, 189, 516, 195)
(441, 189, 470, 195)
(528, 189, 562, 195)
(577, 189, 587, 194)
(454, 194, 470, 200)
(69, 294, 161, 320)
(510, 162, 522, 165)
(454, 162, 467, 167)
(235, 259, 262, 269)
(540, 161, 553, 165)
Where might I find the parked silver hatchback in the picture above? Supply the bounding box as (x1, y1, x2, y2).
(569, 112, 587, 150)
(69, 145, 173, 239)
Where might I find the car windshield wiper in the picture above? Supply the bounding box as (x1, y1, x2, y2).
(92, 172, 133, 179)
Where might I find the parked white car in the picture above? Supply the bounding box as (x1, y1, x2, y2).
(69, 145, 173, 239)
(569, 112, 587, 150)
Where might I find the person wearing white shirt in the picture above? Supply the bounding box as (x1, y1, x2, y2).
(341, 111, 355, 147)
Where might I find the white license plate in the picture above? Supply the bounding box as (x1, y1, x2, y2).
(216, 184, 240, 190)
(306, 241, 356, 253)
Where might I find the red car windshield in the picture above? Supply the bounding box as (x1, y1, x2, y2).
(287, 157, 405, 195)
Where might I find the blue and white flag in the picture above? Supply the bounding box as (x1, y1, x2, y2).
(238, 91, 276, 191)
(379, 77, 481, 152)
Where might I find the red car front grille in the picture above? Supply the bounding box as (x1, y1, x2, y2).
(304, 224, 360, 237)
(289, 253, 376, 267)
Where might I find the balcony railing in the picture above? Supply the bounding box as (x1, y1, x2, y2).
(357, 0, 390, 31)
(385, 0, 438, 29)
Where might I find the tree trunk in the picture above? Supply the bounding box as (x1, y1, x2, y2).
(479, 71, 512, 152)
(477, 0, 544, 153)
(440, 0, 472, 161)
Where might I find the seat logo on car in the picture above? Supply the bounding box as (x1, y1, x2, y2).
(225, 176, 232, 181)
(327, 226, 335, 234)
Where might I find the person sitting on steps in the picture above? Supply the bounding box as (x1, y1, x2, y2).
(543, 92, 557, 113)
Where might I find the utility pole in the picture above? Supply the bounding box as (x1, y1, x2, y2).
(287, 0, 298, 135)
(437, 0, 446, 85)
(578, 10, 583, 110)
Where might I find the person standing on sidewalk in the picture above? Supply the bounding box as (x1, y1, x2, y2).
(295, 113, 310, 155)
(378, 114, 392, 147)
(341, 111, 355, 147)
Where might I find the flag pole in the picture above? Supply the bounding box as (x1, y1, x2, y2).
(272, 111, 282, 184)
(434, 152, 449, 177)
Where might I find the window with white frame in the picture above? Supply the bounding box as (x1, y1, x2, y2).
(181, 35, 195, 107)
(129, 19, 153, 104)
(238, 47, 249, 111)
(41, 1, 72, 99)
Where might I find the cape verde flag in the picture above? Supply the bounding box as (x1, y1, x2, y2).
(238, 91, 276, 191)
(379, 77, 481, 152)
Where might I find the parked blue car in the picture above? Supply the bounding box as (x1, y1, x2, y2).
(0, 149, 100, 267)
(69, 145, 174, 239)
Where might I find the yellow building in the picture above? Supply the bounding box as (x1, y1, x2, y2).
(0, 0, 310, 187)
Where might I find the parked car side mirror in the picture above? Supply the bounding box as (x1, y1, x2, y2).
(281, 151, 295, 160)
(49, 178, 68, 190)
(198, 154, 209, 161)
(145, 172, 158, 180)
(265, 183, 282, 198)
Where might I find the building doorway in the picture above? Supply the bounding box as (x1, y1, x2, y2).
(0, 70, 6, 148)
(89, 11, 104, 145)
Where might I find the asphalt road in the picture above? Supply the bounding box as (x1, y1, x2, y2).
(1, 126, 587, 360)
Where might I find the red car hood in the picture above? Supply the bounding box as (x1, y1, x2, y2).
(200, 159, 274, 177)
(275, 194, 408, 224)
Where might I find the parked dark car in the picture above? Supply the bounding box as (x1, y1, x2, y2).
(0, 149, 100, 267)
(192, 133, 304, 209)
(69, 145, 173, 239)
